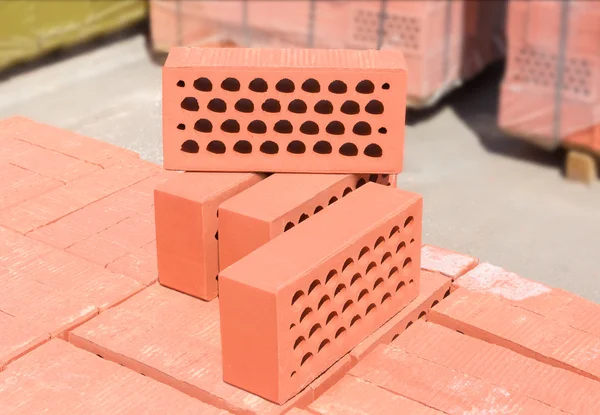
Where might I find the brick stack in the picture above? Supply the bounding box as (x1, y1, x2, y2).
(154, 46, 420, 404)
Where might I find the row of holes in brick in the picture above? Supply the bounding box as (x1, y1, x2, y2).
(180, 97, 385, 116)
(177, 77, 390, 94)
(179, 118, 387, 137)
(283, 175, 390, 233)
(181, 139, 385, 158)
(389, 292, 450, 342)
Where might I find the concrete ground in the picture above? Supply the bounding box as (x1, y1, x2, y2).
(0, 32, 599, 303)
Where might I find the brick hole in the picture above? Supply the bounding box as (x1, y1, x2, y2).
(365, 261, 377, 275)
(418, 311, 427, 320)
(261, 99, 281, 113)
(315, 100, 334, 114)
(396, 241, 406, 253)
(382, 83, 390, 90)
(406, 321, 413, 329)
(365, 303, 376, 315)
(300, 353, 313, 366)
(233, 140, 252, 154)
(235, 98, 254, 113)
(249, 78, 268, 92)
(369, 174, 378, 182)
(431, 300, 439, 308)
(221, 119, 240, 133)
(341, 100, 360, 115)
(288, 99, 307, 114)
(314, 205, 323, 214)
(276, 79, 295, 93)
(410, 238, 415, 244)
(194, 118, 213, 132)
(291, 290, 304, 306)
(456, 330, 464, 335)
(284, 222, 295, 232)
(221, 77, 240, 92)
(391, 334, 399, 341)
(177, 80, 185, 87)
(193, 77, 212, 91)
(374, 236, 385, 250)
(404, 216, 414, 231)
(302, 78, 321, 93)
(206, 140, 226, 154)
(313, 141, 332, 154)
(299, 213, 309, 223)
(403, 258, 412, 271)
(308, 279, 321, 295)
(443, 289, 451, 298)
(389, 226, 399, 239)
(214, 231, 219, 240)
(356, 178, 367, 188)
(358, 246, 369, 261)
(318, 339, 330, 352)
(328, 80, 348, 94)
(353, 122, 372, 136)
(207, 98, 227, 113)
(339, 143, 358, 157)
(373, 278, 384, 291)
(325, 121, 345, 136)
(335, 327, 346, 339)
(181, 140, 199, 153)
(381, 252, 392, 264)
(342, 258, 354, 273)
(365, 100, 384, 114)
(350, 273, 362, 287)
(334, 284, 346, 297)
(181, 97, 199, 111)
(356, 80, 375, 94)
(290, 323, 296, 329)
(177, 123, 186, 130)
(293, 336, 305, 350)
(290, 371, 296, 378)
(388, 266, 399, 280)
(378, 127, 387, 134)
(364, 144, 383, 158)
(395, 280, 405, 292)
(357, 289, 368, 302)
(215, 275, 219, 281)
(274, 120, 293, 134)
(318, 295, 330, 310)
(300, 121, 319, 135)
(287, 140, 306, 154)
(343, 187, 352, 197)
(350, 315, 361, 327)
(342, 300, 353, 314)
(328, 196, 338, 205)
(309, 324, 322, 339)
(408, 279, 414, 285)
(300, 307, 313, 323)
(248, 120, 267, 134)
(381, 292, 392, 304)
(326, 311, 338, 325)
(260, 140, 279, 154)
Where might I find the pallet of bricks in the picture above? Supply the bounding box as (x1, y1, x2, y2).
(150, 0, 507, 108)
(154, 46, 427, 405)
(499, 0, 600, 183)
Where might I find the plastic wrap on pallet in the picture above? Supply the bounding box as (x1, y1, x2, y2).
(499, 1, 600, 154)
(149, 0, 506, 108)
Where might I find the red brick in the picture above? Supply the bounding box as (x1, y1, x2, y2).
(420, 244, 478, 279)
(349, 270, 451, 363)
(0, 226, 54, 269)
(0, 138, 39, 163)
(163, 48, 407, 173)
(430, 288, 600, 382)
(219, 173, 393, 270)
(308, 354, 353, 400)
(107, 241, 158, 286)
(349, 344, 563, 414)
(0, 163, 63, 211)
(309, 375, 443, 415)
(69, 284, 312, 415)
(0, 339, 229, 414)
(0, 304, 49, 371)
(219, 183, 422, 404)
(391, 321, 600, 414)
(285, 409, 313, 415)
(155, 171, 264, 300)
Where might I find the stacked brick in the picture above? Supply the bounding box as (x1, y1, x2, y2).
(153, 46, 424, 404)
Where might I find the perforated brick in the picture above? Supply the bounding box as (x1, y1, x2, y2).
(163, 47, 407, 173)
(219, 173, 393, 269)
(155, 171, 264, 300)
(219, 183, 422, 404)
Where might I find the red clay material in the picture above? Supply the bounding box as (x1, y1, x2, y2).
(155, 171, 264, 300)
(308, 354, 353, 400)
(162, 47, 407, 173)
(219, 183, 422, 404)
(420, 244, 478, 280)
(308, 375, 443, 415)
(107, 241, 159, 286)
(0, 163, 63, 211)
(69, 284, 312, 415)
(219, 173, 393, 269)
(392, 321, 600, 414)
(0, 339, 229, 414)
(349, 270, 451, 363)
(430, 287, 600, 383)
(349, 344, 563, 414)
